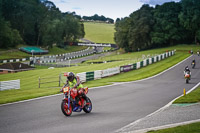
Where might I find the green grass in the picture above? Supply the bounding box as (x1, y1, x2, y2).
(173, 86, 200, 103)
(0, 51, 30, 60)
(0, 46, 87, 60)
(84, 22, 115, 43)
(0, 45, 194, 104)
(148, 122, 200, 133)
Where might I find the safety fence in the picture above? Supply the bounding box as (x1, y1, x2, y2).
(38, 51, 175, 87)
(60, 51, 175, 85)
(0, 79, 20, 91)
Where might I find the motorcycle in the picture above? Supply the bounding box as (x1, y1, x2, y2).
(191, 62, 195, 69)
(61, 86, 92, 116)
(184, 71, 190, 84)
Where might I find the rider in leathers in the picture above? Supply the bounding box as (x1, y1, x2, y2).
(61, 72, 89, 106)
(184, 66, 191, 79)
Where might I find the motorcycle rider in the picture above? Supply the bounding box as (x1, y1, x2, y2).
(184, 66, 191, 79)
(191, 58, 196, 65)
(61, 72, 89, 105)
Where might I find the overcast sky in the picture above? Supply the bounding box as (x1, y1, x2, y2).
(49, 0, 181, 20)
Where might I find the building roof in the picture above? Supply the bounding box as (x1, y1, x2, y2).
(0, 62, 34, 70)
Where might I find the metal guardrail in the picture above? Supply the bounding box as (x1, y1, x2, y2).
(0, 79, 20, 91)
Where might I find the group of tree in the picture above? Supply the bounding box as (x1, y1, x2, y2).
(82, 14, 114, 23)
(0, 0, 85, 49)
(115, 0, 200, 52)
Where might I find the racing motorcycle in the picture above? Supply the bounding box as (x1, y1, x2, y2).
(61, 86, 92, 116)
(184, 71, 190, 84)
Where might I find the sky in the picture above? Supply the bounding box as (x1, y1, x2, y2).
(49, 0, 181, 20)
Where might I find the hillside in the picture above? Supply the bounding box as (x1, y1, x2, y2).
(83, 22, 115, 44)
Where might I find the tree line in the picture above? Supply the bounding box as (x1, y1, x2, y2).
(0, 0, 85, 49)
(115, 0, 200, 52)
(82, 14, 114, 23)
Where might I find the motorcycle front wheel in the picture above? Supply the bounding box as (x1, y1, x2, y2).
(83, 97, 92, 113)
(61, 100, 72, 116)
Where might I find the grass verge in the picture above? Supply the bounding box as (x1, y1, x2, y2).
(173, 86, 200, 103)
(148, 122, 200, 133)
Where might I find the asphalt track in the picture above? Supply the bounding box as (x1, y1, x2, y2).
(0, 54, 199, 133)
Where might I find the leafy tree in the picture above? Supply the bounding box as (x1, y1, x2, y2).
(82, 14, 114, 23)
(115, 5, 154, 52)
(128, 5, 154, 51)
(35, 0, 62, 46)
(179, 0, 200, 44)
(41, 19, 63, 48)
(0, 0, 85, 49)
(151, 2, 186, 47)
(115, 18, 121, 23)
(0, 0, 22, 48)
(0, 17, 23, 48)
(62, 15, 85, 44)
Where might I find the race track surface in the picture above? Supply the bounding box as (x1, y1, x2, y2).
(0, 54, 199, 133)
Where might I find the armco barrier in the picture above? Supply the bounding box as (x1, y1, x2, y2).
(120, 65, 133, 72)
(133, 63, 137, 70)
(154, 56, 157, 63)
(0, 79, 20, 91)
(77, 72, 86, 83)
(136, 62, 141, 69)
(157, 56, 159, 61)
(86, 72, 94, 81)
(140, 61, 144, 68)
(143, 59, 147, 67)
(102, 67, 120, 77)
(147, 59, 149, 65)
(149, 58, 152, 64)
(152, 57, 154, 63)
(94, 70, 102, 80)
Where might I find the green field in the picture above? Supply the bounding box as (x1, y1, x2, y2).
(0, 45, 196, 104)
(148, 122, 200, 133)
(84, 22, 115, 43)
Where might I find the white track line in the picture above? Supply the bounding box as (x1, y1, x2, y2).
(0, 55, 192, 107)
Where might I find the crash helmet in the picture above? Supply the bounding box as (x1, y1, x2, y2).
(67, 72, 75, 82)
(185, 67, 189, 71)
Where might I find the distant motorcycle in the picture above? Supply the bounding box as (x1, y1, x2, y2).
(184, 71, 191, 84)
(61, 86, 92, 116)
(191, 62, 195, 69)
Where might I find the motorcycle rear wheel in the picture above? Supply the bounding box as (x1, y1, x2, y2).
(83, 97, 92, 113)
(61, 100, 72, 116)
(186, 78, 189, 84)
